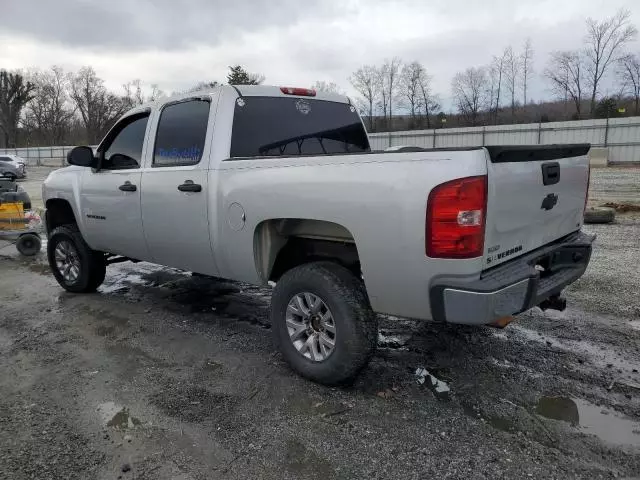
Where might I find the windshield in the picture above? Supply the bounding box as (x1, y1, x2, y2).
(230, 96, 370, 158)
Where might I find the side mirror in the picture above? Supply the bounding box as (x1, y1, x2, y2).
(67, 146, 97, 168)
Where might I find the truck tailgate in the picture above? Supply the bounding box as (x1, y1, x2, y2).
(483, 145, 591, 268)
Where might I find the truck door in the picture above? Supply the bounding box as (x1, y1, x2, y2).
(140, 97, 219, 274)
(79, 112, 151, 260)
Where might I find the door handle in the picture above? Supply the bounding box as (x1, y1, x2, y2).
(178, 181, 202, 193)
(119, 182, 137, 192)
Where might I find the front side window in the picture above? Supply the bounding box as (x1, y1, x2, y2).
(153, 99, 210, 167)
(101, 114, 149, 170)
(230, 97, 370, 158)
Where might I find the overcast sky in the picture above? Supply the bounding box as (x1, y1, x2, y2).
(1, 0, 640, 110)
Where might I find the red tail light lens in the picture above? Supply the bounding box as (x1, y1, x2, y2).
(280, 87, 316, 97)
(426, 175, 487, 259)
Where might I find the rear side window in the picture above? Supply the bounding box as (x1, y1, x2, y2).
(230, 97, 370, 158)
(153, 99, 210, 167)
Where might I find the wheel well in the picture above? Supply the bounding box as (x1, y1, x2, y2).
(254, 219, 361, 282)
(45, 199, 76, 232)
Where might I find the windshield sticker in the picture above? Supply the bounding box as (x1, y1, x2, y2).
(236, 98, 245, 107)
(295, 99, 311, 115)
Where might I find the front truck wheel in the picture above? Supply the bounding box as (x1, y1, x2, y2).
(270, 262, 378, 385)
(47, 224, 106, 293)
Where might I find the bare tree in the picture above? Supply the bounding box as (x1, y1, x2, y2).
(417, 69, 439, 129)
(399, 62, 424, 128)
(584, 9, 638, 114)
(489, 51, 507, 123)
(504, 46, 520, 118)
(0, 70, 35, 148)
(68, 66, 128, 144)
(521, 38, 534, 109)
(123, 79, 145, 108)
(149, 84, 165, 102)
(311, 81, 345, 95)
(376, 65, 389, 128)
(619, 53, 640, 115)
(186, 81, 220, 94)
(452, 67, 488, 126)
(546, 51, 586, 117)
(349, 65, 379, 131)
(381, 57, 402, 130)
(24, 66, 75, 145)
(122, 80, 165, 106)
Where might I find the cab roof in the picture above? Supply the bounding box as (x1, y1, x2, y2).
(129, 84, 352, 116)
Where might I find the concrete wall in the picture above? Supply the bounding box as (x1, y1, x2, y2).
(369, 116, 640, 165)
(0, 146, 75, 167)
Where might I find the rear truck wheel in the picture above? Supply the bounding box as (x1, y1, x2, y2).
(270, 261, 378, 385)
(16, 233, 41, 256)
(47, 224, 106, 293)
(584, 207, 615, 224)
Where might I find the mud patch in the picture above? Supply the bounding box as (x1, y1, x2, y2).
(203, 359, 223, 372)
(285, 438, 335, 479)
(27, 262, 50, 275)
(76, 304, 129, 326)
(149, 384, 237, 422)
(94, 324, 117, 337)
(602, 202, 640, 213)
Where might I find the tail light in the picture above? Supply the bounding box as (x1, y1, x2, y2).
(280, 87, 316, 97)
(426, 175, 487, 259)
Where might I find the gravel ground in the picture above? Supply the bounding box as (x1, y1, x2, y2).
(0, 168, 639, 479)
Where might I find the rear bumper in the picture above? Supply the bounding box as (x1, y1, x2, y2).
(430, 231, 595, 325)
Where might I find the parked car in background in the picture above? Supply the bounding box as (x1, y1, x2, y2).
(0, 155, 27, 180)
(42, 85, 594, 385)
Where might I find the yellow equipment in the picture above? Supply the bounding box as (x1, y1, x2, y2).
(0, 201, 26, 231)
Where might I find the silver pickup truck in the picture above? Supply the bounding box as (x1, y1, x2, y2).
(42, 85, 594, 384)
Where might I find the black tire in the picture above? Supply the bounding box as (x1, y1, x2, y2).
(270, 261, 378, 385)
(584, 207, 615, 224)
(16, 233, 41, 256)
(47, 224, 106, 293)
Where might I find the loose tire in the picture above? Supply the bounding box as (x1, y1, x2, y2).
(270, 262, 377, 385)
(584, 207, 615, 224)
(47, 224, 106, 293)
(16, 233, 41, 256)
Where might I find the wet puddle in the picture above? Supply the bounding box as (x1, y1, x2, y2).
(536, 396, 640, 448)
(97, 402, 141, 429)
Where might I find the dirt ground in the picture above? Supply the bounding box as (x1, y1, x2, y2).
(1, 168, 639, 479)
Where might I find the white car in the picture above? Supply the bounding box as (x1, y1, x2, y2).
(0, 154, 27, 180)
(42, 85, 594, 384)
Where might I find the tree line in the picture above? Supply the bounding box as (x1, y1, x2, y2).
(330, 9, 640, 130)
(350, 9, 640, 130)
(0, 65, 263, 148)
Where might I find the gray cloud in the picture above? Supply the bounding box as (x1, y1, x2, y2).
(2, 0, 640, 108)
(2, 0, 333, 50)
